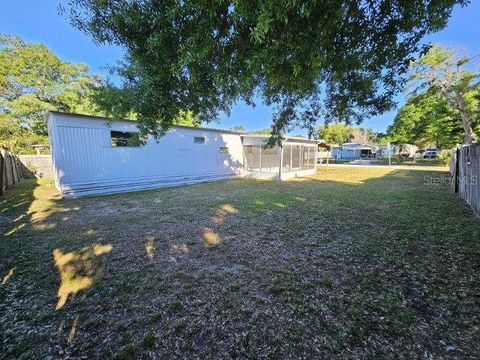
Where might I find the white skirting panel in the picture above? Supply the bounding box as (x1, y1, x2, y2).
(59, 172, 238, 198)
(280, 168, 316, 180)
(240, 170, 280, 180)
(240, 168, 316, 181)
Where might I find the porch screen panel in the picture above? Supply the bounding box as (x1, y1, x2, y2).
(291, 145, 301, 170)
(251, 146, 261, 170)
(302, 146, 310, 169)
(308, 146, 316, 168)
(261, 146, 278, 171)
(244, 145, 261, 170)
(282, 145, 292, 172)
(244, 145, 254, 170)
(244, 145, 279, 171)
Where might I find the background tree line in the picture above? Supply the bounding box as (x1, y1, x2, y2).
(0, 35, 201, 153)
(64, 0, 465, 145)
(387, 45, 479, 149)
(0, 35, 104, 153)
(319, 45, 480, 149)
(317, 123, 381, 145)
(2, 32, 478, 154)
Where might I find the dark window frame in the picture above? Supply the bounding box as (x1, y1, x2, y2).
(194, 136, 206, 144)
(110, 131, 142, 147)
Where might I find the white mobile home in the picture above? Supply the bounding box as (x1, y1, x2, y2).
(332, 142, 378, 160)
(46, 112, 317, 197)
(377, 144, 418, 158)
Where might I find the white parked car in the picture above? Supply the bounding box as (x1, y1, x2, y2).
(423, 148, 438, 159)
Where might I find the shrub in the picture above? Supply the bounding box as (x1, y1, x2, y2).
(438, 149, 453, 166)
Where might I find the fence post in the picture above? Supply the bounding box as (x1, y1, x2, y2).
(0, 152, 4, 197)
(8, 152, 15, 186)
(14, 155, 22, 181)
(454, 146, 460, 193)
(12, 154, 18, 183)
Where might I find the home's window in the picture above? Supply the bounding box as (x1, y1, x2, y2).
(219, 146, 229, 153)
(111, 131, 142, 147)
(194, 136, 206, 144)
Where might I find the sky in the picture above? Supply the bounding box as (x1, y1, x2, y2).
(1, 0, 479, 134)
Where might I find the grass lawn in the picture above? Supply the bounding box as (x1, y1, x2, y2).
(320, 158, 447, 167)
(1, 167, 479, 358)
(372, 158, 447, 167)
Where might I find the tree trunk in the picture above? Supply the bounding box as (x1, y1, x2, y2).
(446, 91, 475, 145)
(455, 95, 474, 144)
(439, 82, 475, 145)
(460, 112, 474, 145)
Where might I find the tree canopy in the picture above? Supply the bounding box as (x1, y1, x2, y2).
(318, 123, 377, 145)
(0, 114, 47, 153)
(65, 0, 467, 143)
(350, 128, 378, 144)
(387, 89, 464, 148)
(0, 35, 103, 137)
(229, 125, 246, 132)
(0, 35, 204, 153)
(318, 123, 353, 145)
(388, 45, 480, 148)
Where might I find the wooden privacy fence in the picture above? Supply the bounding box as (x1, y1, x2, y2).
(0, 149, 32, 196)
(450, 144, 480, 217)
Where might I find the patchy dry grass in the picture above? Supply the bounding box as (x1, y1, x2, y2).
(1, 168, 479, 358)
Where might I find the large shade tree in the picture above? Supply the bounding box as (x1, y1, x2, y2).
(65, 0, 468, 143)
(388, 45, 480, 147)
(0, 35, 103, 136)
(407, 44, 479, 144)
(0, 114, 47, 153)
(387, 88, 467, 149)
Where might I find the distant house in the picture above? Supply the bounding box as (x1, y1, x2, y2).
(377, 144, 418, 158)
(332, 143, 378, 160)
(376, 144, 395, 158)
(316, 140, 332, 163)
(396, 144, 418, 158)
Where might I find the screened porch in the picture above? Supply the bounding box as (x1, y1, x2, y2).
(241, 135, 318, 180)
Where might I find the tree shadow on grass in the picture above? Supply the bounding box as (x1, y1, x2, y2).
(1, 178, 112, 310)
(1, 178, 63, 236)
(53, 243, 113, 310)
(1, 178, 115, 355)
(1, 168, 479, 358)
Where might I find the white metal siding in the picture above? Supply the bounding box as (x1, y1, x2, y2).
(48, 113, 244, 197)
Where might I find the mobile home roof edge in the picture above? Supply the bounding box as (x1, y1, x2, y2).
(45, 111, 320, 142)
(45, 111, 243, 135)
(240, 133, 321, 143)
